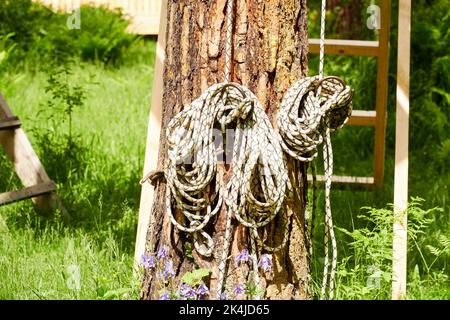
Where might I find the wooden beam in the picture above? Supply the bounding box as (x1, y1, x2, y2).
(134, 0, 168, 270)
(347, 110, 377, 126)
(309, 39, 380, 57)
(373, 0, 392, 188)
(308, 174, 375, 189)
(0, 93, 66, 216)
(0, 117, 21, 131)
(0, 181, 56, 206)
(392, 0, 411, 301)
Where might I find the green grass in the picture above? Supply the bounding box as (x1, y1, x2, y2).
(0, 222, 139, 299)
(0, 41, 155, 299)
(0, 0, 449, 299)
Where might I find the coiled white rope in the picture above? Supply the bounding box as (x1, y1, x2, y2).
(165, 82, 289, 299)
(278, 75, 352, 299)
(277, 0, 354, 298)
(148, 0, 353, 301)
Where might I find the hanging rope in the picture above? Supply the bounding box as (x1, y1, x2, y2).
(165, 82, 289, 299)
(217, 0, 235, 298)
(319, 0, 336, 300)
(277, 0, 353, 300)
(145, 0, 353, 301)
(278, 78, 353, 301)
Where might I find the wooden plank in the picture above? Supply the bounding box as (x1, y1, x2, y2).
(392, 0, 411, 301)
(0, 95, 14, 117)
(308, 175, 375, 189)
(347, 110, 376, 126)
(0, 117, 21, 131)
(309, 39, 380, 57)
(373, 0, 392, 187)
(0, 181, 56, 206)
(134, 0, 168, 270)
(0, 93, 65, 215)
(34, 0, 162, 35)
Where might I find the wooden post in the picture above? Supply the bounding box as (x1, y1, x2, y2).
(392, 0, 411, 300)
(134, 0, 168, 270)
(373, 0, 391, 188)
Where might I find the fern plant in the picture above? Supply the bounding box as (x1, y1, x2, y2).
(331, 198, 444, 300)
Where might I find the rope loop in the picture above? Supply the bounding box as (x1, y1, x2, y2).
(277, 76, 353, 162)
(164, 82, 288, 261)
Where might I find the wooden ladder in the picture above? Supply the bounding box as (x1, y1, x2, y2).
(308, 0, 392, 189)
(0, 93, 64, 212)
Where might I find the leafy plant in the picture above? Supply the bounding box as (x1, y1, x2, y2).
(328, 198, 445, 300)
(0, 33, 16, 72)
(0, 1, 138, 68)
(31, 58, 88, 185)
(181, 268, 211, 287)
(44, 60, 86, 142)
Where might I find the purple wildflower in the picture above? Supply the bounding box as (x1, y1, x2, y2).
(235, 249, 250, 266)
(220, 291, 228, 300)
(163, 259, 176, 280)
(259, 254, 272, 272)
(159, 293, 170, 300)
(233, 284, 246, 296)
(196, 284, 209, 297)
(180, 284, 197, 300)
(157, 245, 169, 260)
(140, 254, 156, 269)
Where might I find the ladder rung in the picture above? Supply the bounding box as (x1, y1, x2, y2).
(308, 175, 375, 189)
(309, 39, 380, 57)
(0, 181, 56, 206)
(348, 110, 377, 126)
(0, 117, 21, 131)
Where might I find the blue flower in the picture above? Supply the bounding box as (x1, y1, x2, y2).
(180, 284, 197, 300)
(235, 249, 250, 266)
(140, 254, 156, 269)
(196, 284, 209, 297)
(163, 259, 176, 280)
(233, 284, 246, 296)
(157, 246, 169, 260)
(220, 291, 228, 300)
(259, 254, 272, 272)
(159, 293, 170, 300)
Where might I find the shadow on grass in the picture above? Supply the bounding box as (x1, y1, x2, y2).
(0, 134, 140, 254)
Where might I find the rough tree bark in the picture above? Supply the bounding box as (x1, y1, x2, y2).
(141, 0, 310, 300)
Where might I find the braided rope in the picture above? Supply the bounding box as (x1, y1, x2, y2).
(217, 0, 233, 298)
(165, 82, 289, 299)
(224, 0, 234, 82)
(277, 74, 353, 300)
(155, 0, 352, 301)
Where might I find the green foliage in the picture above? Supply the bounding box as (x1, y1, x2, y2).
(323, 198, 446, 299)
(0, 0, 449, 301)
(33, 6, 138, 65)
(0, 40, 154, 299)
(181, 269, 211, 287)
(0, 0, 52, 49)
(0, 223, 140, 299)
(43, 59, 87, 141)
(0, 1, 137, 67)
(0, 33, 16, 73)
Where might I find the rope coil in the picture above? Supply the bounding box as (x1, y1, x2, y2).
(278, 76, 353, 162)
(277, 75, 353, 300)
(164, 82, 289, 297)
(144, 0, 354, 300)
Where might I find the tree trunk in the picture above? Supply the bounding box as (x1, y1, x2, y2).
(141, 0, 310, 300)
